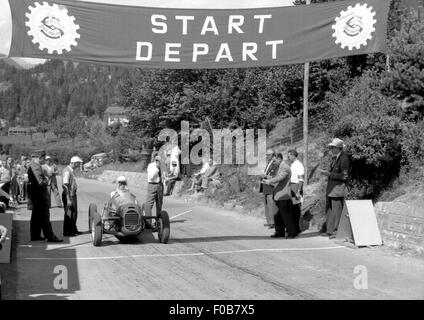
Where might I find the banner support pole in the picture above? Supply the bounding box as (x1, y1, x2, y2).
(303, 0, 311, 185)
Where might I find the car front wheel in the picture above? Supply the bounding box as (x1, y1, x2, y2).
(157, 210, 170, 244)
(90, 208, 103, 246)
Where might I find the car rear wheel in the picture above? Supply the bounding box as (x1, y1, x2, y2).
(157, 210, 170, 244)
(91, 209, 103, 246)
(88, 203, 97, 233)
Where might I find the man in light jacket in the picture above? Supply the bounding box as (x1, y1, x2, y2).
(62, 156, 83, 237)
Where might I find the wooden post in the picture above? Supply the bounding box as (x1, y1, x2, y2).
(303, 0, 311, 185)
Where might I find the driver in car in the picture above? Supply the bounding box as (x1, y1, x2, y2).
(111, 176, 129, 196)
(110, 176, 139, 205)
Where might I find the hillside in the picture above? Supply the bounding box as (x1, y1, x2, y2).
(0, 59, 132, 126)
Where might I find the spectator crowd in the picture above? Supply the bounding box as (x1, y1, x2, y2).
(261, 137, 350, 239)
(0, 154, 63, 212)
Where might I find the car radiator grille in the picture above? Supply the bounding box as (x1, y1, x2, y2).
(124, 212, 139, 228)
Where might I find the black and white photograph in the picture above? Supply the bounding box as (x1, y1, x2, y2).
(0, 0, 423, 305)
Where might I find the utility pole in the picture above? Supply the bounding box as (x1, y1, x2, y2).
(303, 0, 311, 185)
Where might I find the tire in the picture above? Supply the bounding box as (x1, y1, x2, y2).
(88, 203, 97, 233)
(91, 210, 103, 246)
(157, 210, 170, 244)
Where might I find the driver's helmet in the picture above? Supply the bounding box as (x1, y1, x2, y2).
(117, 176, 128, 189)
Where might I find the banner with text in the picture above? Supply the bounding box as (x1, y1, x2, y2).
(8, 0, 390, 68)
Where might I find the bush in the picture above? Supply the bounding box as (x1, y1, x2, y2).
(334, 114, 403, 199)
(399, 120, 424, 168)
(330, 76, 405, 199)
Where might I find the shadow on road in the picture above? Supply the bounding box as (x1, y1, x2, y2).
(170, 232, 322, 244)
(2, 216, 81, 300)
(170, 219, 186, 224)
(99, 230, 157, 246)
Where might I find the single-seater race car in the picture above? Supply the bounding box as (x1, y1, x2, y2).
(88, 179, 170, 246)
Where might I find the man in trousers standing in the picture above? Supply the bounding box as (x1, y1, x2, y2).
(62, 156, 83, 237)
(288, 149, 305, 235)
(259, 149, 280, 229)
(44, 156, 63, 208)
(264, 153, 297, 238)
(320, 138, 350, 238)
(28, 150, 62, 242)
(145, 154, 164, 226)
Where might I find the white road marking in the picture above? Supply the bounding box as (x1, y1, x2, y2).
(28, 293, 70, 298)
(24, 246, 345, 261)
(210, 246, 346, 254)
(170, 210, 192, 220)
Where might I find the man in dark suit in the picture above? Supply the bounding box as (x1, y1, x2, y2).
(264, 153, 297, 238)
(28, 150, 62, 242)
(259, 149, 280, 228)
(320, 138, 350, 238)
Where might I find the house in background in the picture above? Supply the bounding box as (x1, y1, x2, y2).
(103, 104, 129, 127)
(8, 126, 35, 136)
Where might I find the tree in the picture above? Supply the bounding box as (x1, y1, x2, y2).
(36, 121, 50, 139)
(52, 116, 86, 145)
(379, 9, 424, 121)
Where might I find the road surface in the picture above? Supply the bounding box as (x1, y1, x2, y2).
(1, 177, 423, 300)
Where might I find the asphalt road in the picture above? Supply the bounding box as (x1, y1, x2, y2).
(2, 177, 424, 300)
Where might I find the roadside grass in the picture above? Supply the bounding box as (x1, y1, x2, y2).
(378, 165, 424, 207)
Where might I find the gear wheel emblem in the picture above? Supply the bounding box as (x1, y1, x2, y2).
(332, 3, 376, 51)
(25, 1, 80, 55)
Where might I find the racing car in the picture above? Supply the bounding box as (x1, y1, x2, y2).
(88, 187, 170, 246)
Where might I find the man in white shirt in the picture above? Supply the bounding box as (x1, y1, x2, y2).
(288, 149, 305, 235)
(145, 154, 164, 222)
(62, 156, 83, 237)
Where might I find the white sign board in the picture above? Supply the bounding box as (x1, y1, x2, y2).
(346, 200, 383, 246)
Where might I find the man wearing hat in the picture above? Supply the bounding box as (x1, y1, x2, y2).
(62, 156, 83, 237)
(145, 154, 164, 224)
(320, 138, 350, 238)
(28, 150, 62, 242)
(111, 175, 130, 197)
